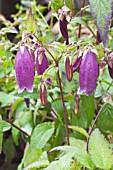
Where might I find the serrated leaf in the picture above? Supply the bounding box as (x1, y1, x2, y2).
(51, 0, 64, 12)
(89, 0, 112, 45)
(50, 145, 94, 169)
(44, 151, 74, 170)
(89, 128, 113, 169)
(97, 104, 113, 133)
(0, 115, 3, 153)
(68, 126, 89, 138)
(30, 122, 55, 150)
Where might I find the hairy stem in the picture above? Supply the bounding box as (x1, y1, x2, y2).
(2, 117, 30, 138)
(56, 61, 70, 145)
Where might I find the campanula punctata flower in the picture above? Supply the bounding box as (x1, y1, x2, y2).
(78, 49, 98, 96)
(15, 46, 34, 93)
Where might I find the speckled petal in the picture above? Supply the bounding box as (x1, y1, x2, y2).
(78, 50, 98, 96)
(15, 46, 34, 93)
(36, 53, 48, 75)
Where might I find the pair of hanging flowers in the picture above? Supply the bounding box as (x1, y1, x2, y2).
(15, 44, 49, 101)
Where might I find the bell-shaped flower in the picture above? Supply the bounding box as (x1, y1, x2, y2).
(78, 49, 98, 96)
(72, 55, 82, 73)
(15, 46, 34, 93)
(36, 52, 48, 76)
(58, 8, 69, 44)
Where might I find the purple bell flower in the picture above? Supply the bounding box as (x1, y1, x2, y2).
(72, 55, 82, 73)
(58, 9, 69, 45)
(15, 46, 34, 93)
(78, 49, 98, 96)
(36, 52, 48, 75)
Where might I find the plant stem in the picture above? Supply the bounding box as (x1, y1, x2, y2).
(47, 103, 58, 119)
(86, 102, 106, 152)
(2, 117, 30, 138)
(56, 61, 70, 145)
(78, 0, 86, 38)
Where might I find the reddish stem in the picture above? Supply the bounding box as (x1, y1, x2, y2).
(56, 61, 70, 145)
(78, 0, 86, 39)
(2, 117, 30, 138)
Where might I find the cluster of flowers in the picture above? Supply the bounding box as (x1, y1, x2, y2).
(15, 44, 49, 106)
(15, 6, 113, 108)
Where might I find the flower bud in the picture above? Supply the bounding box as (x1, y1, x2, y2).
(96, 31, 102, 44)
(58, 9, 68, 44)
(78, 49, 98, 96)
(72, 56, 82, 73)
(40, 84, 47, 106)
(24, 98, 30, 108)
(36, 52, 48, 75)
(15, 46, 34, 93)
(99, 60, 106, 76)
(74, 94, 80, 115)
(65, 57, 73, 82)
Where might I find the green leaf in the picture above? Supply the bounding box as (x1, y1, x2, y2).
(23, 151, 49, 170)
(50, 145, 94, 169)
(18, 111, 33, 135)
(51, 0, 64, 12)
(89, 128, 113, 169)
(68, 126, 89, 138)
(65, 0, 75, 15)
(89, 0, 112, 45)
(44, 151, 75, 170)
(80, 95, 95, 128)
(0, 115, 3, 153)
(71, 17, 88, 27)
(70, 137, 86, 149)
(0, 91, 16, 107)
(30, 122, 55, 150)
(73, 95, 95, 131)
(1, 27, 18, 34)
(2, 120, 11, 132)
(97, 104, 113, 133)
(12, 120, 20, 146)
(24, 146, 42, 167)
(26, 8, 36, 32)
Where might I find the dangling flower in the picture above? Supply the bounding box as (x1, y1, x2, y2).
(65, 57, 73, 82)
(72, 55, 82, 73)
(36, 51, 48, 76)
(78, 49, 98, 96)
(15, 46, 34, 93)
(58, 8, 69, 44)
